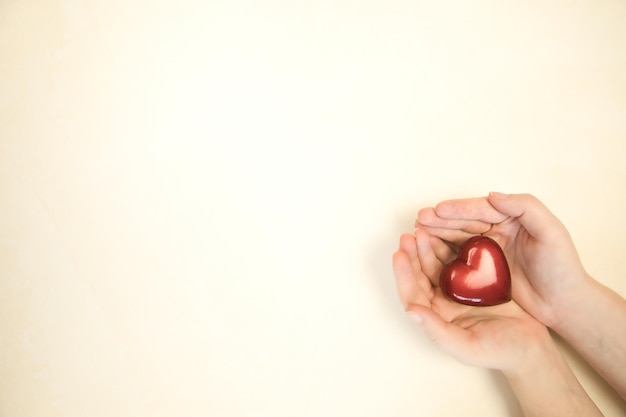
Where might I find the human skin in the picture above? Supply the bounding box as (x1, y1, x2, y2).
(393, 230, 603, 416)
(415, 192, 626, 399)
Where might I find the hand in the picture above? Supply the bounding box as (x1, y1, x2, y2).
(392, 230, 550, 373)
(395, 197, 612, 414)
(415, 192, 590, 328)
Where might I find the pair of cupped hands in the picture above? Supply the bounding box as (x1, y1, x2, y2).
(392, 192, 588, 374)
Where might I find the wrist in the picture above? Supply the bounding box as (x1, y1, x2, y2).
(502, 329, 603, 417)
(550, 273, 600, 332)
(549, 272, 598, 330)
(501, 325, 557, 380)
(547, 274, 626, 399)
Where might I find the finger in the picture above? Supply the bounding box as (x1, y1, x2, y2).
(399, 233, 418, 260)
(434, 197, 509, 224)
(428, 234, 457, 266)
(416, 207, 493, 234)
(392, 250, 432, 308)
(415, 228, 446, 286)
(487, 192, 567, 240)
(405, 304, 477, 363)
(399, 233, 435, 296)
(419, 226, 476, 247)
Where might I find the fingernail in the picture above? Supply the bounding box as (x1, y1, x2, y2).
(489, 191, 508, 199)
(406, 311, 423, 325)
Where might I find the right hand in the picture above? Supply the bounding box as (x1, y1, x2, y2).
(415, 192, 592, 327)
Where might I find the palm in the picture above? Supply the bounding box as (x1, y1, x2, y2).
(393, 231, 547, 370)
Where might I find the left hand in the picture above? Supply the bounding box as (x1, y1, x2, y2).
(392, 229, 551, 373)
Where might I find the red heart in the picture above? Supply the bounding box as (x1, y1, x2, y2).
(440, 236, 511, 307)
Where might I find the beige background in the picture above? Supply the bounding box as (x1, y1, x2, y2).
(1, 0, 625, 416)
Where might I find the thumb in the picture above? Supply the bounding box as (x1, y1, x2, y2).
(405, 305, 476, 363)
(487, 192, 566, 240)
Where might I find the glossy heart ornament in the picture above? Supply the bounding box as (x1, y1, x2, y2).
(440, 236, 512, 307)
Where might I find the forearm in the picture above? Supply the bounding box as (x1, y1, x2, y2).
(503, 333, 603, 417)
(552, 275, 626, 398)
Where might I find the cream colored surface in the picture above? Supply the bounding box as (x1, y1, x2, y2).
(1, 0, 625, 416)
